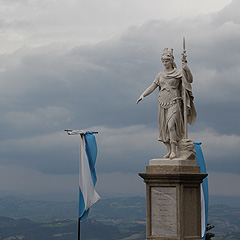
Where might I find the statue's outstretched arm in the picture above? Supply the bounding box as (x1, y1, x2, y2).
(136, 82, 158, 104)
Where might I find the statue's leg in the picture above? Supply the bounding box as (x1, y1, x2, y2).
(170, 143, 177, 159)
(163, 142, 171, 158)
(168, 117, 177, 159)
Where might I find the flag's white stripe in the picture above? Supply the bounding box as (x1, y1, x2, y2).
(201, 185, 206, 238)
(79, 136, 100, 211)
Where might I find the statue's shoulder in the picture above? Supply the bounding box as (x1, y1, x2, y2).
(157, 71, 164, 77)
(171, 68, 182, 75)
(171, 68, 183, 78)
(154, 71, 163, 85)
(175, 68, 182, 74)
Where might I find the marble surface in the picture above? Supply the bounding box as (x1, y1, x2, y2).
(149, 158, 197, 166)
(136, 45, 197, 160)
(151, 187, 177, 236)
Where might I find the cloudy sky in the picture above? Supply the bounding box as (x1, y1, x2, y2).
(0, 0, 239, 203)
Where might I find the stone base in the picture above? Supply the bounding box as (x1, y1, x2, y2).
(149, 158, 197, 167)
(139, 161, 207, 240)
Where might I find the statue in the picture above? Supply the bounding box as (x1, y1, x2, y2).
(136, 39, 197, 159)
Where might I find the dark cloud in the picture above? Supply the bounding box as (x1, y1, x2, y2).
(0, 0, 240, 179)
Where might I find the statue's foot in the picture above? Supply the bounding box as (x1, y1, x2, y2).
(164, 152, 171, 158)
(169, 152, 177, 159)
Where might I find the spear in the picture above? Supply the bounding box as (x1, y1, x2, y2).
(182, 37, 188, 139)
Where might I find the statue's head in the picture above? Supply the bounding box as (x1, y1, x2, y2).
(161, 48, 174, 61)
(161, 48, 176, 68)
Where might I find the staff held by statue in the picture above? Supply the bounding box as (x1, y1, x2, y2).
(182, 37, 188, 139)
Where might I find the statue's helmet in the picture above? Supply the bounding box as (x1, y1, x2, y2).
(161, 48, 174, 61)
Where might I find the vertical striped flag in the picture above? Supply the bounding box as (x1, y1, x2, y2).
(194, 142, 208, 240)
(68, 130, 100, 221)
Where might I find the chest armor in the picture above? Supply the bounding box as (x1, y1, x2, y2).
(158, 75, 181, 109)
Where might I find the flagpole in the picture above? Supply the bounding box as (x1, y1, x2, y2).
(78, 134, 82, 240)
(78, 218, 81, 240)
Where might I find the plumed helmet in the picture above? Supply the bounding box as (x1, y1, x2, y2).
(161, 48, 177, 68)
(161, 48, 174, 61)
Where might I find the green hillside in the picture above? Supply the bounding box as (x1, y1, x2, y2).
(0, 216, 146, 240)
(0, 196, 240, 239)
(0, 196, 146, 223)
(0, 196, 78, 222)
(208, 204, 240, 239)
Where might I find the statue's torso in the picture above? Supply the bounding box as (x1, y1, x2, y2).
(154, 69, 182, 108)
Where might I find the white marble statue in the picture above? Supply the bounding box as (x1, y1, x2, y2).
(136, 45, 197, 159)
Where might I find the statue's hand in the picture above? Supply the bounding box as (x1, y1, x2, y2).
(182, 51, 187, 64)
(136, 95, 144, 104)
(182, 62, 189, 71)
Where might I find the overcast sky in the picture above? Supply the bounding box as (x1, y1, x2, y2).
(0, 0, 240, 202)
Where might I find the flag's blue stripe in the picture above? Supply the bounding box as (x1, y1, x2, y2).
(80, 209, 89, 222)
(79, 187, 89, 222)
(79, 132, 98, 221)
(84, 132, 98, 186)
(79, 186, 85, 219)
(194, 142, 208, 240)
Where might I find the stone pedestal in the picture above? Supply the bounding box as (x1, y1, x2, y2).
(139, 159, 207, 240)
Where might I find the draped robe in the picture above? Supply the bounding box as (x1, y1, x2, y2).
(153, 68, 196, 143)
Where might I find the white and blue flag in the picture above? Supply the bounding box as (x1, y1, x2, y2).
(68, 130, 100, 222)
(194, 142, 208, 240)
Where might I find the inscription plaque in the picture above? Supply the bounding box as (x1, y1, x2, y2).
(151, 187, 177, 236)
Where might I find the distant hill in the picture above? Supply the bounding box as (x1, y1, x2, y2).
(0, 196, 240, 239)
(0, 216, 145, 240)
(0, 196, 146, 240)
(0, 196, 146, 223)
(208, 204, 240, 239)
(0, 196, 78, 222)
(90, 196, 146, 226)
(210, 195, 240, 208)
